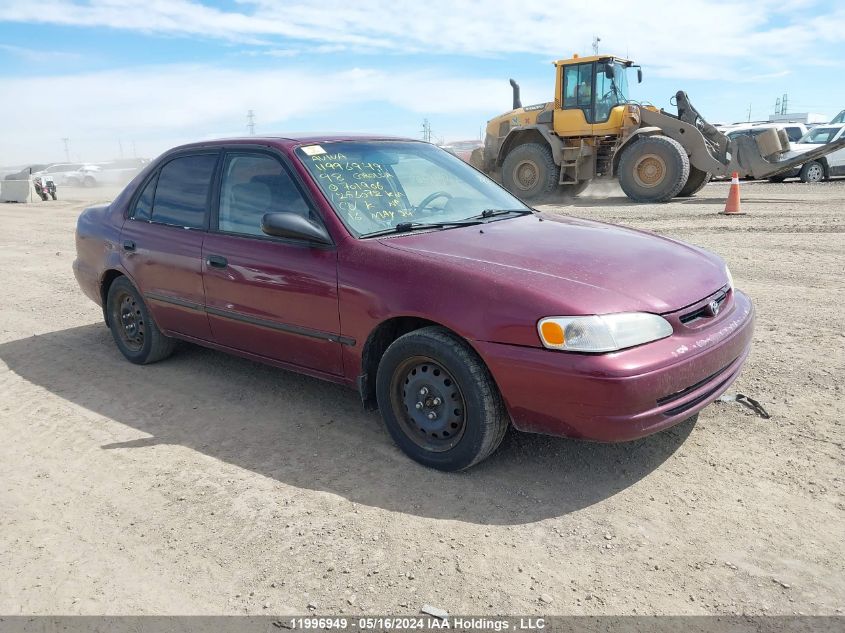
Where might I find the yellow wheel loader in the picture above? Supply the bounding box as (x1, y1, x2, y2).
(471, 54, 845, 203)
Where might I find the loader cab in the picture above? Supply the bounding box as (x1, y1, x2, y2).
(554, 55, 636, 137)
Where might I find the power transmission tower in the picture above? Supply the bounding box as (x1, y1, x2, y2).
(247, 110, 256, 136)
(592, 35, 601, 55)
(421, 119, 432, 143)
(61, 138, 70, 162)
(781, 93, 788, 115)
(746, 103, 752, 122)
(774, 98, 781, 115)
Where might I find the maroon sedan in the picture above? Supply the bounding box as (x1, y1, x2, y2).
(73, 135, 754, 470)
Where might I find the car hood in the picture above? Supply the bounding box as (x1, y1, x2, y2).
(379, 214, 727, 314)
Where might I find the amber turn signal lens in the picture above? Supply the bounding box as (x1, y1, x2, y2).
(540, 321, 565, 346)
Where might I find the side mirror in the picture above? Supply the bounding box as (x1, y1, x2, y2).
(637, 68, 643, 84)
(604, 63, 615, 79)
(261, 211, 332, 245)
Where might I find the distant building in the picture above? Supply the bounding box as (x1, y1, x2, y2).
(769, 112, 828, 125)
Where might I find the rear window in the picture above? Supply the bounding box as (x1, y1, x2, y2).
(785, 127, 803, 142)
(151, 154, 217, 229)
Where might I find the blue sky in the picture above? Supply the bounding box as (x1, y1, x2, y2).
(0, 0, 843, 164)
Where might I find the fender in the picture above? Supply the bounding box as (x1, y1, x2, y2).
(498, 125, 567, 166)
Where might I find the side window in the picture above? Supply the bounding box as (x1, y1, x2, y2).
(786, 127, 803, 142)
(132, 173, 158, 221)
(217, 153, 311, 237)
(563, 65, 579, 108)
(151, 154, 217, 229)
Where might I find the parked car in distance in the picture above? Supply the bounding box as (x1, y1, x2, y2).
(82, 158, 151, 187)
(73, 135, 754, 470)
(830, 109, 845, 124)
(775, 124, 845, 183)
(33, 163, 93, 186)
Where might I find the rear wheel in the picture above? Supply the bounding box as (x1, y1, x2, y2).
(50, 192, 57, 200)
(501, 143, 559, 201)
(376, 327, 509, 471)
(799, 161, 824, 183)
(676, 165, 711, 197)
(618, 135, 690, 202)
(106, 276, 175, 365)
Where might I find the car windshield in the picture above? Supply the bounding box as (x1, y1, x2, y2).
(798, 127, 840, 144)
(296, 141, 530, 237)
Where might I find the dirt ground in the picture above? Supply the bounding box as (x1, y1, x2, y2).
(0, 179, 842, 617)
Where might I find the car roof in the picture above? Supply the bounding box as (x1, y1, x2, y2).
(168, 133, 421, 153)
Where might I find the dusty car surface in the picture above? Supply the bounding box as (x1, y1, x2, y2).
(73, 135, 755, 470)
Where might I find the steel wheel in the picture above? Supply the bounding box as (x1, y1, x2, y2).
(633, 153, 667, 188)
(112, 290, 145, 352)
(801, 161, 824, 183)
(513, 159, 539, 191)
(390, 355, 467, 453)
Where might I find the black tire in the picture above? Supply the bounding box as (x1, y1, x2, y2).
(799, 161, 824, 183)
(106, 276, 175, 365)
(83, 176, 96, 187)
(50, 192, 57, 200)
(501, 143, 559, 201)
(767, 174, 787, 183)
(376, 326, 509, 471)
(676, 165, 711, 197)
(39, 192, 48, 201)
(561, 180, 590, 197)
(617, 135, 690, 202)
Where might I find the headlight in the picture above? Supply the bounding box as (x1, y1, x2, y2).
(725, 265, 734, 291)
(538, 313, 673, 353)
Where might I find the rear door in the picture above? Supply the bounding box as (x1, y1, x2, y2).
(201, 149, 343, 375)
(120, 151, 219, 340)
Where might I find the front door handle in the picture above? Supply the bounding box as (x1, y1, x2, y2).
(206, 254, 228, 268)
(122, 240, 136, 251)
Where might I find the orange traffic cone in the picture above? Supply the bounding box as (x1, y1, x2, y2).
(721, 172, 745, 215)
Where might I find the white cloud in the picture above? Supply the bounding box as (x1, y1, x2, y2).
(0, 63, 528, 163)
(0, 0, 842, 79)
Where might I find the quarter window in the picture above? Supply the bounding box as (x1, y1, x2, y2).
(132, 173, 158, 221)
(151, 154, 217, 229)
(218, 153, 311, 237)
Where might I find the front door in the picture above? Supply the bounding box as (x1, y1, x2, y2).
(201, 150, 343, 376)
(120, 151, 219, 340)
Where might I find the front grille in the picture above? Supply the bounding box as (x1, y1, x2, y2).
(680, 290, 728, 324)
(656, 358, 737, 406)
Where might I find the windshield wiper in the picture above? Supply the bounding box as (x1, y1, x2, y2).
(465, 208, 535, 220)
(364, 219, 485, 238)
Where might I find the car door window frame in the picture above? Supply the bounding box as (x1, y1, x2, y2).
(128, 149, 222, 231)
(210, 146, 335, 249)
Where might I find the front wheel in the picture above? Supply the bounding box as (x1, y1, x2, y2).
(50, 191, 57, 200)
(617, 135, 690, 202)
(799, 161, 824, 183)
(376, 327, 509, 471)
(106, 276, 176, 364)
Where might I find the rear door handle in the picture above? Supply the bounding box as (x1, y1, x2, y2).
(206, 254, 228, 268)
(122, 240, 135, 251)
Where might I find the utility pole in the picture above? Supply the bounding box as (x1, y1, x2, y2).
(420, 119, 432, 143)
(592, 35, 601, 55)
(746, 103, 752, 122)
(246, 110, 256, 136)
(61, 138, 70, 162)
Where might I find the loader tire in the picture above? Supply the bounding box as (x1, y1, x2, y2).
(501, 143, 559, 201)
(618, 135, 690, 203)
(677, 165, 711, 197)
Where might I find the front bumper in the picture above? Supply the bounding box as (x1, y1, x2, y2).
(476, 289, 755, 441)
